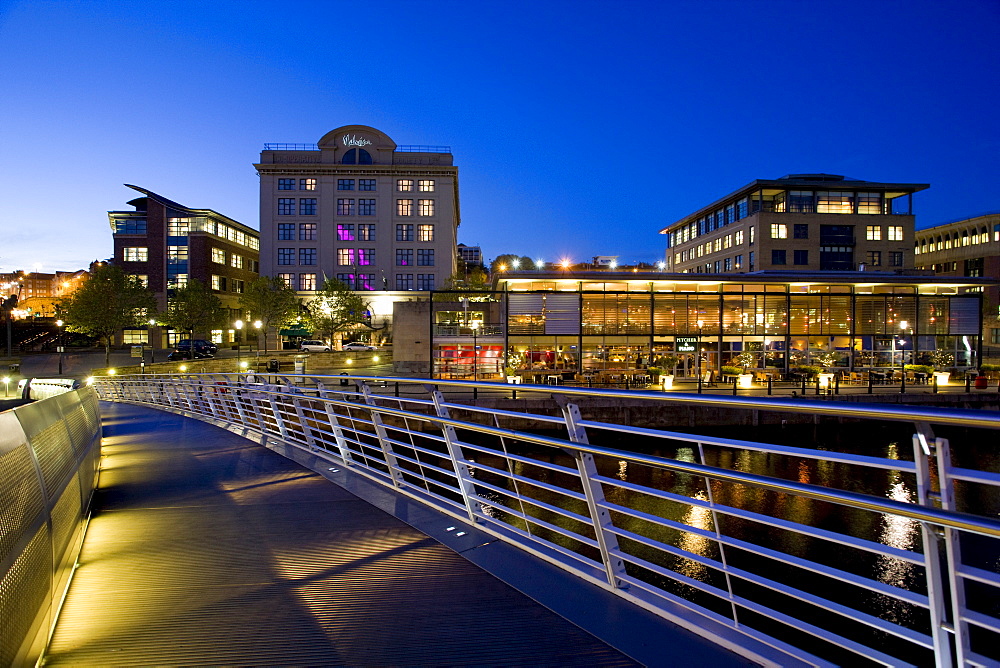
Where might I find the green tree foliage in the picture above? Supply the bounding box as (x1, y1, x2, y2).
(57, 264, 157, 367)
(434, 266, 493, 302)
(238, 276, 300, 351)
(157, 279, 225, 340)
(304, 278, 371, 345)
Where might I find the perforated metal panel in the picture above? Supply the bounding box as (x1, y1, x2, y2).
(0, 525, 52, 666)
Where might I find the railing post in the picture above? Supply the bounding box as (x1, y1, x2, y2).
(933, 435, 971, 666)
(554, 396, 627, 589)
(912, 425, 956, 667)
(317, 384, 355, 466)
(267, 391, 290, 441)
(357, 380, 405, 488)
(290, 393, 316, 450)
(427, 387, 484, 522)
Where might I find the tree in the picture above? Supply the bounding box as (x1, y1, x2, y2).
(237, 276, 299, 351)
(58, 264, 157, 367)
(434, 266, 493, 302)
(304, 278, 372, 344)
(491, 254, 532, 274)
(157, 279, 225, 340)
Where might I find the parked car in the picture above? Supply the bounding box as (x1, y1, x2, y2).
(342, 342, 378, 351)
(176, 339, 219, 355)
(300, 340, 331, 352)
(167, 348, 212, 361)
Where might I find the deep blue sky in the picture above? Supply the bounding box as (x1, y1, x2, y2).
(1, 0, 997, 272)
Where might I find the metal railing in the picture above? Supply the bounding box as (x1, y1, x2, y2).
(263, 143, 318, 151)
(92, 373, 1000, 667)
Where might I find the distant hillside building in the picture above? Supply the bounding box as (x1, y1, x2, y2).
(255, 125, 459, 295)
(457, 243, 482, 267)
(914, 213, 1000, 349)
(108, 185, 260, 347)
(660, 174, 928, 274)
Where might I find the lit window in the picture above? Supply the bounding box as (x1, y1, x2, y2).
(714, 238, 722, 252)
(299, 223, 316, 240)
(359, 199, 376, 215)
(278, 198, 295, 215)
(358, 224, 375, 241)
(770, 224, 787, 239)
(337, 248, 355, 265)
(417, 249, 435, 266)
(417, 224, 434, 241)
(299, 198, 317, 215)
(734, 254, 743, 269)
(167, 246, 188, 263)
(359, 179, 376, 191)
(397, 199, 413, 216)
(418, 179, 435, 192)
(866, 251, 882, 266)
(231, 279, 244, 294)
(857, 192, 882, 214)
(735, 230, 744, 245)
(397, 179, 414, 191)
(724, 234, 732, 249)
(866, 225, 881, 241)
(167, 218, 190, 236)
(115, 218, 147, 234)
(135, 275, 148, 287)
(396, 224, 414, 241)
(887, 226, 903, 241)
(674, 253, 681, 264)
(749, 226, 755, 244)
(300, 178, 316, 191)
(122, 329, 149, 344)
(417, 274, 435, 290)
(816, 191, 853, 214)
(396, 249, 413, 266)
(167, 274, 188, 289)
(338, 179, 355, 190)
(418, 199, 435, 216)
(299, 273, 317, 291)
(696, 245, 703, 258)
(277, 248, 295, 265)
(337, 224, 355, 241)
(277, 273, 295, 288)
(358, 248, 375, 266)
(396, 273, 414, 290)
(212, 247, 227, 263)
(278, 178, 295, 190)
(211, 275, 224, 290)
(231, 254, 244, 269)
(337, 199, 355, 216)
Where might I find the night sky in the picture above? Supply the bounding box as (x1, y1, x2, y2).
(1, 0, 997, 272)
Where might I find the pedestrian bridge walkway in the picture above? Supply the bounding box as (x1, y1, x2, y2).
(42, 402, 737, 666)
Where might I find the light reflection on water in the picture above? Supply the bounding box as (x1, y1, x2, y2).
(873, 474, 920, 625)
(676, 491, 714, 581)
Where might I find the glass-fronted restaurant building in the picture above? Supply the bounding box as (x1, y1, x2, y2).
(428, 271, 991, 379)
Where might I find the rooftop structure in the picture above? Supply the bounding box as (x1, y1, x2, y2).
(660, 174, 929, 274)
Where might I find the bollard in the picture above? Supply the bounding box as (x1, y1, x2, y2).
(698, 374, 703, 394)
(815, 377, 820, 395)
(767, 377, 772, 396)
(395, 382, 400, 397)
(966, 374, 972, 392)
(900, 373, 906, 394)
(868, 374, 873, 394)
(802, 375, 807, 394)
(835, 374, 840, 395)
(732, 378, 738, 396)
(933, 375, 938, 393)
(512, 388, 517, 400)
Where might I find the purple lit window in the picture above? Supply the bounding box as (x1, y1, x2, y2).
(396, 249, 412, 266)
(358, 248, 375, 266)
(337, 224, 355, 241)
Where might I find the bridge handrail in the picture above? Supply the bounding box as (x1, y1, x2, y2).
(92, 373, 1000, 667)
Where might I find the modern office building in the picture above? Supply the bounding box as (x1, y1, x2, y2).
(457, 243, 483, 268)
(255, 125, 459, 297)
(660, 174, 928, 274)
(108, 185, 260, 346)
(404, 270, 991, 379)
(914, 213, 1000, 348)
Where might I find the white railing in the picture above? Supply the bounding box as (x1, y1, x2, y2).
(92, 373, 1000, 667)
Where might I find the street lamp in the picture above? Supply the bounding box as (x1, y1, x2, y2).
(696, 319, 704, 379)
(2, 376, 9, 398)
(148, 318, 156, 362)
(56, 319, 64, 375)
(253, 320, 262, 364)
(471, 320, 480, 381)
(898, 320, 909, 380)
(235, 319, 244, 372)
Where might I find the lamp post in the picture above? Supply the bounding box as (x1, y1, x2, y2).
(235, 319, 244, 372)
(148, 319, 156, 363)
(898, 319, 909, 380)
(56, 319, 64, 375)
(696, 319, 704, 379)
(2, 376, 8, 398)
(471, 320, 480, 381)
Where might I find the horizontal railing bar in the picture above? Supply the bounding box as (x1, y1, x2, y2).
(947, 467, 1000, 486)
(956, 564, 1000, 588)
(963, 609, 1000, 634)
(457, 442, 582, 478)
(577, 420, 919, 473)
(123, 372, 1000, 430)
(596, 478, 925, 564)
(474, 500, 602, 555)
(472, 479, 594, 528)
(463, 461, 588, 503)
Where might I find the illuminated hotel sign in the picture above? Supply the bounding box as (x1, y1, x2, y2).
(342, 134, 372, 147)
(675, 337, 698, 352)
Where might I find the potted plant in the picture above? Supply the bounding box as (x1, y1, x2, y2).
(646, 365, 662, 382)
(929, 350, 954, 385)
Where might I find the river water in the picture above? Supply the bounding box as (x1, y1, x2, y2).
(461, 420, 1000, 666)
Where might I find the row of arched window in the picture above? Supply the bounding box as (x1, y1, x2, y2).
(915, 224, 998, 254)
